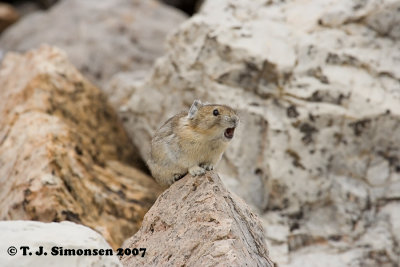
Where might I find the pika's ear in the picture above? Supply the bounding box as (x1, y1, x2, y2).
(188, 99, 202, 119)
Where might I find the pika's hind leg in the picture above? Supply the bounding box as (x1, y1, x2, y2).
(189, 165, 206, 176)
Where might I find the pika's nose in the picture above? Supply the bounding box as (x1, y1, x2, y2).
(232, 115, 239, 127)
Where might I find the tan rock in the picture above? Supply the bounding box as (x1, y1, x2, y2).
(0, 3, 19, 33)
(0, 45, 163, 249)
(121, 171, 275, 267)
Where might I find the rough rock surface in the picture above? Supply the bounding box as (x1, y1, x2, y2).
(0, 45, 163, 249)
(0, 0, 187, 87)
(113, 0, 400, 265)
(121, 171, 275, 267)
(0, 220, 121, 267)
(0, 2, 19, 33)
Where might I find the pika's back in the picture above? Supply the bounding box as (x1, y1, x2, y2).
(152, 111, 186, 142)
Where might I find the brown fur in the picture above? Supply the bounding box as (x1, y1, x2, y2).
(147, 101, 239, 186)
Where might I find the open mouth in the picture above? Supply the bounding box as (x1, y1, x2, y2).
(224, 127, 235, 139)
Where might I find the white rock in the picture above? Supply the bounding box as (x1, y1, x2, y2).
(285, 247, 365, 267)
(0, 221, 121, 267)
(112, 0, 400, 265)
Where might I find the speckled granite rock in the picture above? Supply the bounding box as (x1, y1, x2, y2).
(111, 0, 400, 265)
(121, 171, 275, 267)
(0, 45, 163, 249)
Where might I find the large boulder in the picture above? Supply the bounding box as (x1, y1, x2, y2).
(0, 220, 121, 267)
(0, 0, 187, 87)
(0, 45, 163, 249)
(112, 0, 400, 265)
(121, 171, 275, 267)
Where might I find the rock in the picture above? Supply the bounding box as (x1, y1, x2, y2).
(0, 45, 163, 249)
(0, 0, 187, 87)
(0, 3, 19, 33)
(0, 220, 121, 267)
(121, 171, 275, 267)
(112, 0, 400, 265)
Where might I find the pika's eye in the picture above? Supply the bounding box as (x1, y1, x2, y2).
(213, 109, 219, 116)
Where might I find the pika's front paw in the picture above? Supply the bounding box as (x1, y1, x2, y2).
(200, 163, 214, 171)
(189, 165, 206, 177)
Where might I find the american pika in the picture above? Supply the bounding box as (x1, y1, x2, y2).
(147, 100, 239, 186)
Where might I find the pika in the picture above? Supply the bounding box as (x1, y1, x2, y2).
(147, 100, 239, 186)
